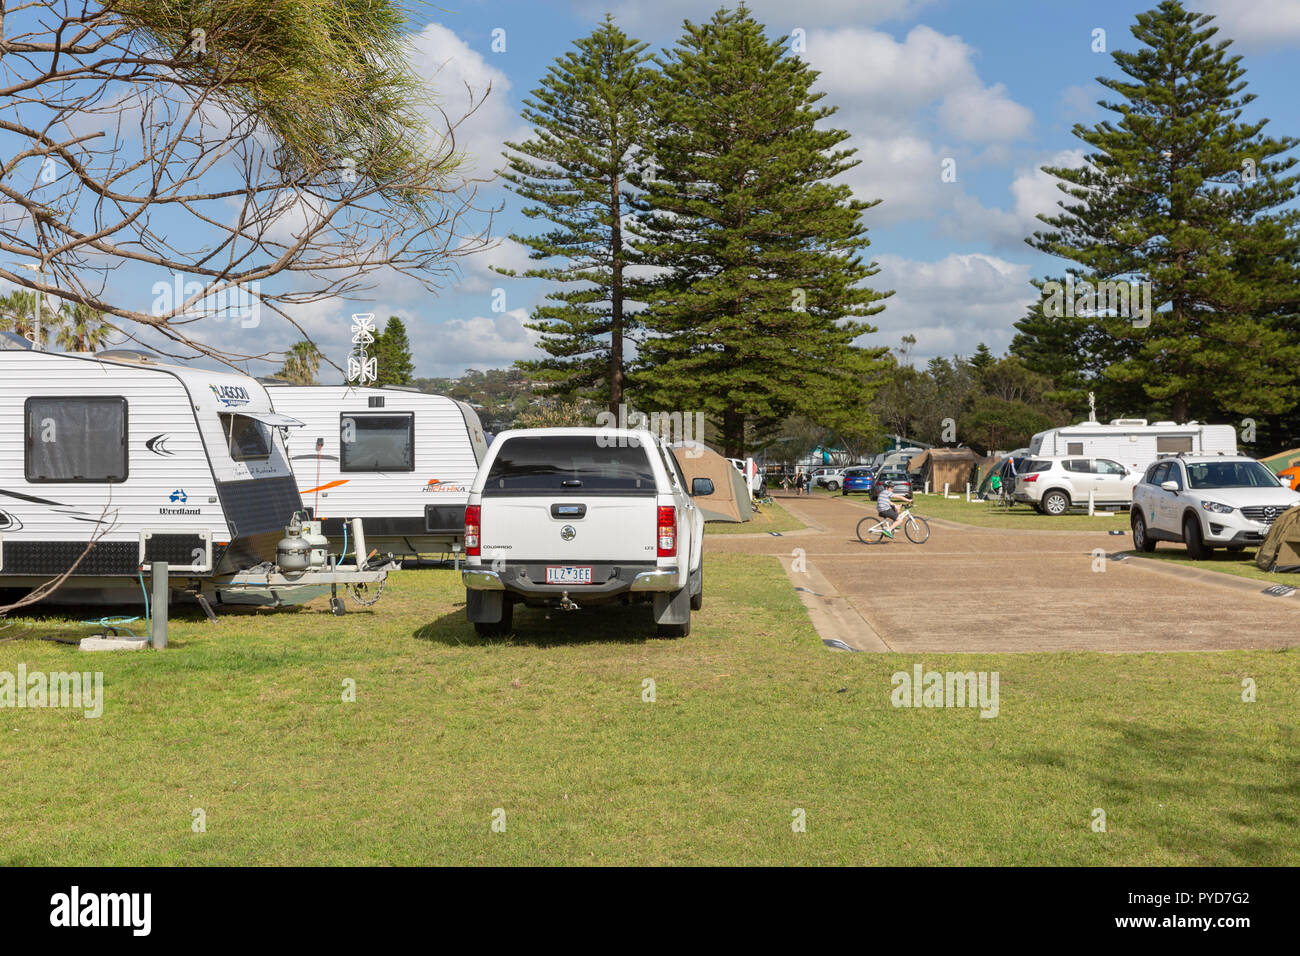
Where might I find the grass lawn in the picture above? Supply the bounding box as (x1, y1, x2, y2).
(1125, 547, 1294, 585)
(1, 558, 1297, 865)
(834, 490, 1133, 532)
(704, 497, 805, 534)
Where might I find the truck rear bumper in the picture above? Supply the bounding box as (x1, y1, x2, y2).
(463, 561, 677, 598)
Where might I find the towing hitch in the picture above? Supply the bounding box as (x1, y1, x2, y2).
(559, 591, 580, 611)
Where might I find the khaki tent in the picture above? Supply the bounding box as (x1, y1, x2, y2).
(1255, 505, 1300, 572)
(907, 447, 980, 493)
(672, 444, 752, 523)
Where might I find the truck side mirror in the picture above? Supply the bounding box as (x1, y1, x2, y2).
(691, 478, 714, 497)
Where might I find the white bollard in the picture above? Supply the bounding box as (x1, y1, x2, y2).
(1088, 489, 1095, 516)
(965, 482, 971, 502)
(943, 482, 950, 499)
(924, 480, 930, 495)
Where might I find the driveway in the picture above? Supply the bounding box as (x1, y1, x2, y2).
(708, 493, 1300, 652)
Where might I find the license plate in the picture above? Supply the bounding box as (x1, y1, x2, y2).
(546, 565, 593, 584)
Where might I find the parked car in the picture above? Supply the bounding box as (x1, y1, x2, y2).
(840, 467, 875, 495)
(872, 468, 913, 496)
(1130, 455, 1300, 558)
(811, 467, 846, 490)
(1013, 456, 1139, 515)
(462, 427, 707, 638)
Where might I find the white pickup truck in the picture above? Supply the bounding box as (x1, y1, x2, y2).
(462, 427, 708, 637)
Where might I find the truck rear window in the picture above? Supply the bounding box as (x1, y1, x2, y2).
(484, 435, 656, 494)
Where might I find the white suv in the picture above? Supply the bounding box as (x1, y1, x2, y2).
(462, 428, 706, 637)
(1129, 455, 1300, 558)
(811, 467, 845, 490)
(1013, 456, 1139, 515)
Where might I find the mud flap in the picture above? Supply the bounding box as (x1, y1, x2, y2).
(466, 588, 506, 623)
(653, 586, 691, 626)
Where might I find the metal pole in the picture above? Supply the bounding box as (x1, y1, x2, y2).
(151, 561, 168, 649)
(33, 267, 41, 350)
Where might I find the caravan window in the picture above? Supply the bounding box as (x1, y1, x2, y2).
(340, 413, 415, 472)
(1066, 442, 1084, 455)
(1157, 436, 1193, 454)
(25, 396, 128, 483)
(221, 414, 271, 461)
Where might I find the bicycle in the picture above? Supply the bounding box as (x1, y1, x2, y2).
(856, 505, 930, 544)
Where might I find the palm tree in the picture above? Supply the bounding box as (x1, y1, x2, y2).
(276, 340, 322, 384)
(0, 290, 41, 345)
(54, 302, 115, 352)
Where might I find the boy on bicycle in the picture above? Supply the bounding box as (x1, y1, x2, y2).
(876, 481, 912, 538)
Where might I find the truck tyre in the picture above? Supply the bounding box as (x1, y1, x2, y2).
(1182, 514, 1211, 559)
(1131, 512, 1157, 552)
(1042, 489, 1070, 515)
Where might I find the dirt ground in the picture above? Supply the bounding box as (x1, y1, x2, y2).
(708, 492, 1300, 652)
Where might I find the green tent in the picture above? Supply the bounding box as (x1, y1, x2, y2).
(1259, 447, 1300, 475)
(1255, 505, 1300, 572)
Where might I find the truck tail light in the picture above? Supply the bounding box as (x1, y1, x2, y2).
(1022, 474, 1037, 483)
(465, 504, 481, 556)
(657, 505, 677, 557)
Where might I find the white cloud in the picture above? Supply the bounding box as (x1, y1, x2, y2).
(805, 26, 1032, 143)
(863, 253, 1035, 359)
(407, 23, 530, 178)
(938, 83, 1033, 143)
(567, 0, 937, 34)
(1200, 0, 1300, 50)
(455, 238, 536, 293)
(426, 308, 544, 376)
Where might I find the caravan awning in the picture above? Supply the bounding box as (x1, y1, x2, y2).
(235, 410, 305, 428)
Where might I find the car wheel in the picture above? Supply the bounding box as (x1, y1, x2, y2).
(1182, 514, 1211, 559)
(826, 481, 840, 491)
(1042, 490, 1070, 516)
(1131, 512, 1157, 552)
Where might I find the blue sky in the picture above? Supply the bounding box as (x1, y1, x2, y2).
(7, 0, 1300, 379)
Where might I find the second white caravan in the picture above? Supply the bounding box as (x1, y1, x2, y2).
(1028, 419, 1237, 473)
(267, 384, 489, 557)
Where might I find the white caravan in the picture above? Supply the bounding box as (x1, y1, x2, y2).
(1028, 419, 1237, 474)
(266, 384, 488, 557)
(0, 345, 390, 608)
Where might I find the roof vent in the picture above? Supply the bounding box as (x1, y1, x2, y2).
(95, 348, 157, 363)
(1109, 418, 1148, 426)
